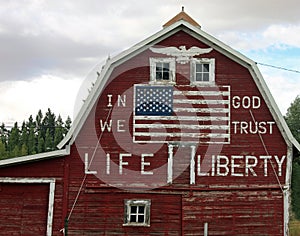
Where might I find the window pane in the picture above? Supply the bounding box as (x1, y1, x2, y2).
(156, 63, 162, 71)
(196, 73, 202, 81)
(156, 72, 162, 80)
(163, 71, 170, 80)
(196, 63, 202, 72)
(138, 206, 145, 214)
(130, 215, 137, 222)
(203, 64, 209, 73)
(163, 63, 169, 71)
(203, 73, 209, 81)
(138, 215, 145, 223)
(131, 206, 137, 213)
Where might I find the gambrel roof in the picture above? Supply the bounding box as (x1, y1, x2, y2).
(57, 18, 300, 152)
(0, 12, 299, 168)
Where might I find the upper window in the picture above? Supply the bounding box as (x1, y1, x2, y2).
(123, 199, 151, 227)
(150, 58, 175, 84)
(191, 58, 215, 85)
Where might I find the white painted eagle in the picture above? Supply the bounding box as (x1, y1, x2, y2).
(150, 46, 212, 64)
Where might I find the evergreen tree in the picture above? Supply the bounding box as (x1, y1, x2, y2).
(64, 116, 72, 136)
(36, 109, 44, 138)
(20, 143, 28, 156)
(285, 95, 300, 220)
(54, 115, 64, 147)
(0, 139, 7, 159)
(20, 121, 28, 149)
(2, 109, 72, 157)
(0, 123, 8, 150)
(27, 115, 36, 155)
(44, 128, 53, 151)
(285, 96, 300, 142)
(292, 163, 300, 219)
(37, 131, 45, 153)
(7, 122, 20, 157)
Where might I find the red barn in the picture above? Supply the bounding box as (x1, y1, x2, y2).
(0, 10, 299, 235)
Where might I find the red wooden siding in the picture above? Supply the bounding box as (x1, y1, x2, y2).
(0, 183, 49, 235)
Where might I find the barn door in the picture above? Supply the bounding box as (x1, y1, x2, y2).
(0, 183, 49, 235)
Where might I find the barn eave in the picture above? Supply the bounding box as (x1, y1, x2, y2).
(0, 146, 70, 167)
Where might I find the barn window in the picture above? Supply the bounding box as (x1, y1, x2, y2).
(150, 58, 175, 84)
(191, 58, 215, 84)
(123, 199, 151, 226)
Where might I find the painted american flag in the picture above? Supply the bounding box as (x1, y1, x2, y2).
(133, 85, 230, 144)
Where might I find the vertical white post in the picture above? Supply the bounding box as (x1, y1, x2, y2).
(204, 222, 208, 236)
(190, 145, 196, 184)
(167, 144, 173, 184)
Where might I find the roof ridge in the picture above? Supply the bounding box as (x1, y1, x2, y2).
(163, 7, 201, 28)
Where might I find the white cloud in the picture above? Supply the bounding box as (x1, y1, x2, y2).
(1, 0, 300, 123)
(0, 76, 82, 124)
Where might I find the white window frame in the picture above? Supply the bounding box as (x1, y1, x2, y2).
(123, 199, 151, 227)
(191, 58, 215, 85)
(150, 58, 176, 84)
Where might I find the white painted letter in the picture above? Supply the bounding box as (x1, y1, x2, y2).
(216, 155, 229, 176)
(119, 153, 131, 174)
(100, 119, 112, 132)
(117, 120, 126, 132)
(231, 156, 244, 177)
(253, 96, 261, 109)
(260, 156, 272, 176)
(107, 94, 113, 107)
(232, 96, 240, 109)
(245, 155, 258, 176)
(267, 121, 275, 134)
(232, 121, 239, 134)
(85, 153, 97, 175)
(197, 155, 210, 176)
(118, 95, 126, 107)
(106, 153, 110, 175)
(141, 154, 153, 175)
(274, 155, 286, 177)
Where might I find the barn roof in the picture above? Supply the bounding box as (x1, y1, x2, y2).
(1, 11, 298, 168)
(163, 7, 201, 28)
(0, 147, 70, 167)
(57, 14, 300, 152)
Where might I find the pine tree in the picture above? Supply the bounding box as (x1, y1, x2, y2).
(285, 96, 300, 142)
(27, 115, 36, 155)
(44, 128, 53, 151)
(64, 116, 72, 136)
(0, 139, 7, 159)
(7, 122, 20, 157)
(0, 123, 8, 151)
(20, 121, 28, 149)
(54, 115, 64, 148)
(285, 95, 300, 219)
(37, 131, 45, 153)
(36, 109, 44, 138)
(20, 143, 28, 156)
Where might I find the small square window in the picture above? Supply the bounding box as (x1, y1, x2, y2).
(156, 62, 170, 80)
(191, 58, 215, 85)
(124, 199, 151, 227)
(150, 58, 175, 84)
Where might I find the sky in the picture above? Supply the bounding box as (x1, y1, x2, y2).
(0, 0, 300, 126)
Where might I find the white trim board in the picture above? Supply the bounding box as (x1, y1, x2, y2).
(0, 177, 56, 236)
(0, 147, 70, 167)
